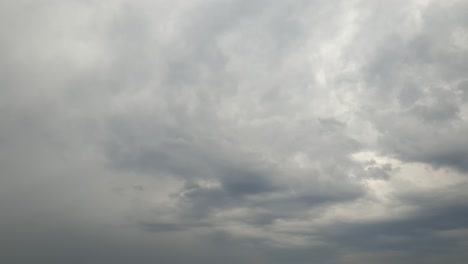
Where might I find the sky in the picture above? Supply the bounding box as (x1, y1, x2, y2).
(1, 0, 468, 263)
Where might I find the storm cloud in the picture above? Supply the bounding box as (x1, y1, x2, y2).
(1, 0, 468, 263)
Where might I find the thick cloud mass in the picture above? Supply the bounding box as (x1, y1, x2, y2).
(2, 0, 468, 263)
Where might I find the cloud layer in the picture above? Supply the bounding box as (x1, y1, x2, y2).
(2, 0, 468, 263)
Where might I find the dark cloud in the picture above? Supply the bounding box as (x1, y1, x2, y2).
(1, 0, 468, 263)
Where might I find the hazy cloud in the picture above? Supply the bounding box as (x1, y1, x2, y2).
(1, 0, 468, 263)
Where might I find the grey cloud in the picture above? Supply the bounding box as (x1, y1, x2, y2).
(140, 222, 196, 233)
(327, 205, 468, 249)
(220, 167, 279, 195)
(312, 182, 468, 261)
(2, 0, 468, 263)
(357, 1, 468, 172)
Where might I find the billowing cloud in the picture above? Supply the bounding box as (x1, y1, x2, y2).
(1, 0, 468, 263)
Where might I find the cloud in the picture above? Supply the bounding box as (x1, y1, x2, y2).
(1, 0, 468, 263)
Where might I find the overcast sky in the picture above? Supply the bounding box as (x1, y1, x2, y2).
(1, 0, 468, 263)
